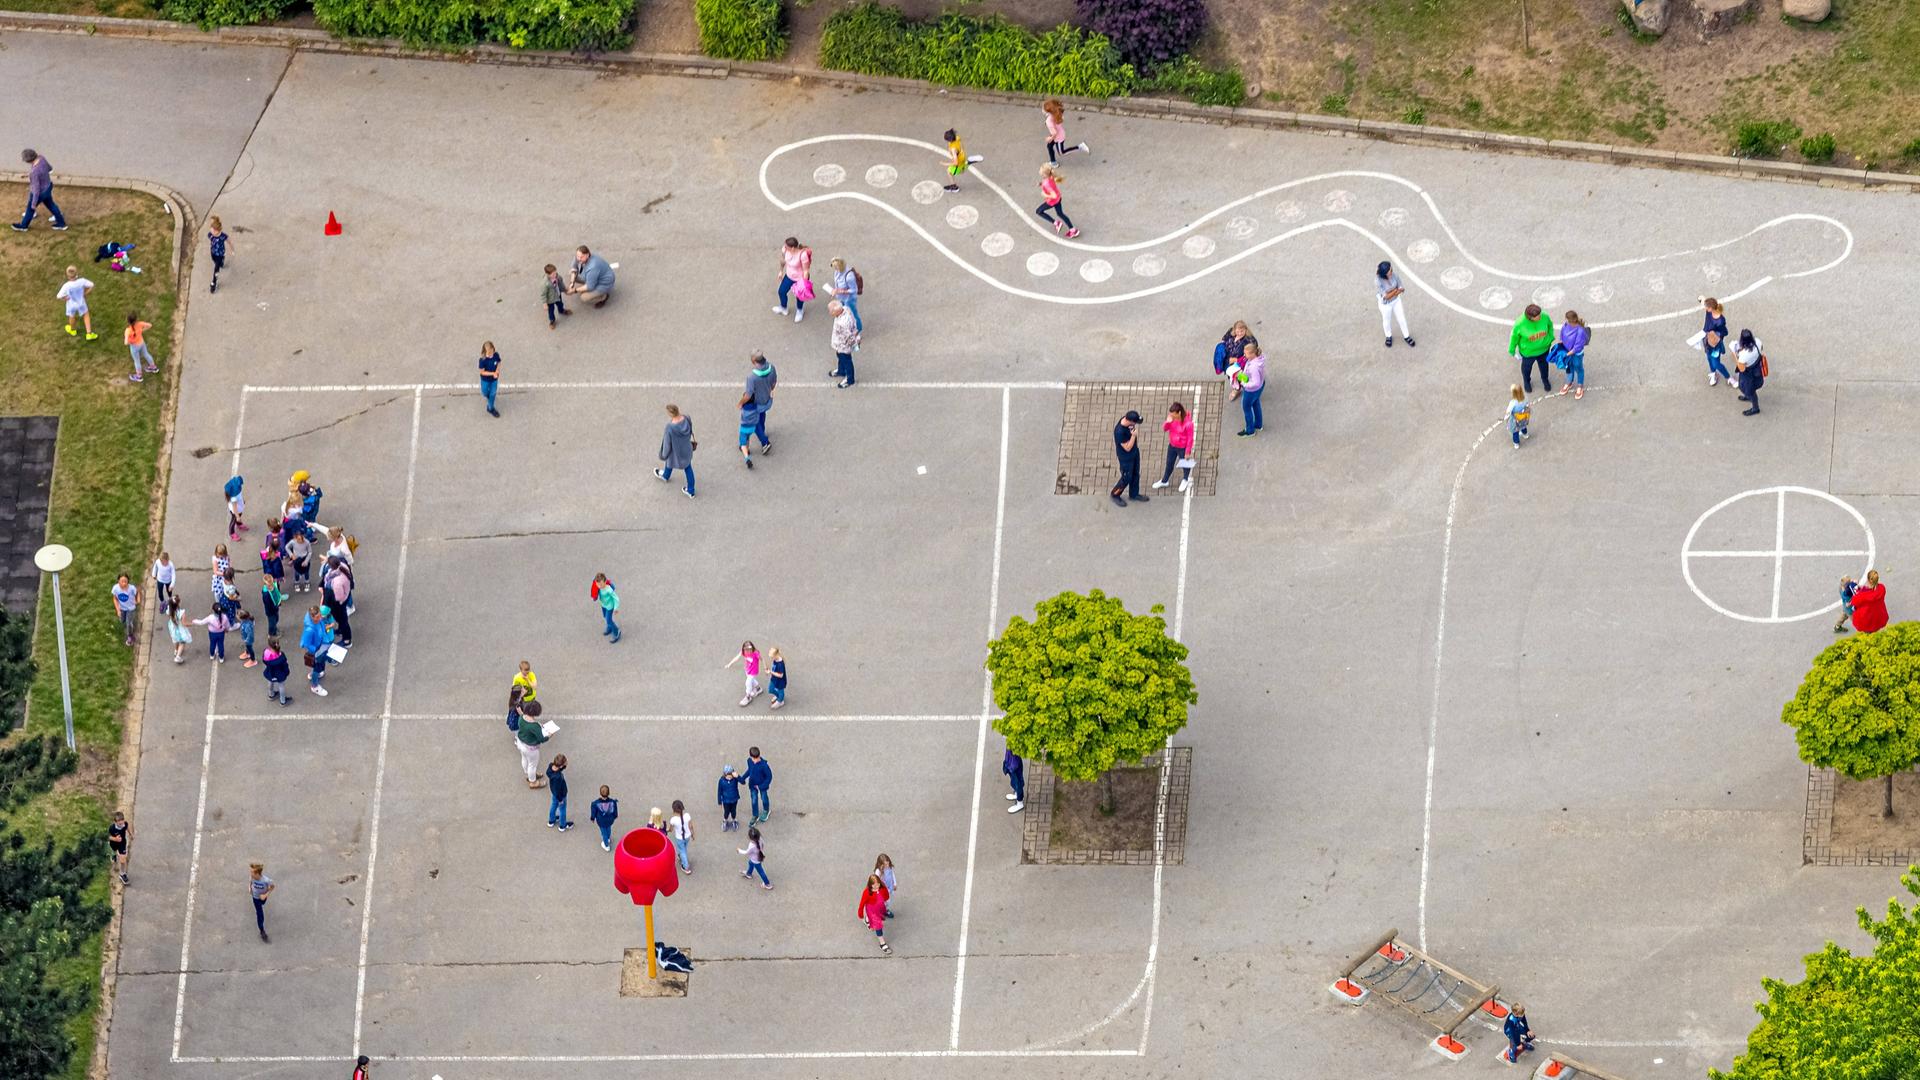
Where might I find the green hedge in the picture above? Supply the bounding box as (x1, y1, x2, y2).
(695, 0, 787, 60)
(159, 0, 295, 28)
(309, 0, 636, 50)
(1141, 55, 1243, 106)
(821, 1, 1136, 99)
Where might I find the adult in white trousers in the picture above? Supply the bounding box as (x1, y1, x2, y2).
(1377, 261, 1415, 348)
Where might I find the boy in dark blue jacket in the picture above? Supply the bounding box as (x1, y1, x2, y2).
(744, 748, 772, 824)
(1503, 1003, 1535, 1063)
(717, 764, 743, 831)
(260, 637, 292, 707)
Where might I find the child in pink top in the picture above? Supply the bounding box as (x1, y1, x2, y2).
(734, 640, 763, 707)
(1036, 165, 1078, 239)
(1153, 402, 1196, 493)
(1042, 99, 1089, 164)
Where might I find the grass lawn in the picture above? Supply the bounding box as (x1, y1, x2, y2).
(0, 0, 160, 16)
(1, 182, 178, 1080)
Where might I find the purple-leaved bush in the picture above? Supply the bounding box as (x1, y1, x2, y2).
(1074, 0, 1207, 71)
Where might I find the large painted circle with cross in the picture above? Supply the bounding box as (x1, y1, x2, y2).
(1681, 486, 1875, 624)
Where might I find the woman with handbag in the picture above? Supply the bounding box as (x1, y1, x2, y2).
(1733, 329, 1764, 416)
(1152, 402, 1196, 493)
(299, 604, 334, 697)
(773, 237, 813, 323)
(516, 697, 548, 788)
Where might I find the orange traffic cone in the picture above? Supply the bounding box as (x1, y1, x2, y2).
(324, 212, 343, 236)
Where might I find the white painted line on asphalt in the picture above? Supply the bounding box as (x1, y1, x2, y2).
(384, 713, 977, 723)
(240, 380, 1068, 394)
(207, 713, 378, 720)
(1686, 549, 1869, 558)
(352, 388, 421, 1059)
(950, 386, 1011, 1049)
(1771, 489, 1788, 620)
(1681, 486, 1875, 623)
(174, 1050, 1141, 1063)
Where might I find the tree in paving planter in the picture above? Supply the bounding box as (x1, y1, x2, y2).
(1781, 621, 1920, 818)
(1711, 867, 1920, 1080)
(1075, 0, 1207, 72)
(986, 589, 1195, 812)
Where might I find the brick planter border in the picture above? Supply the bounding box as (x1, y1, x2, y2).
(1021, 747, 1191, 866)
(1802, 765, 1920, 867)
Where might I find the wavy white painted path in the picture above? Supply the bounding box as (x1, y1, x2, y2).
(761, 135, 1853, 327)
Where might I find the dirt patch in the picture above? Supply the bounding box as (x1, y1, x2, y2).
(1829, 770, 1920, 849)
(1049, 767, 1160, 852)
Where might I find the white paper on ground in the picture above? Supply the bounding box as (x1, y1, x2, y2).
(541, 720, 559, 737)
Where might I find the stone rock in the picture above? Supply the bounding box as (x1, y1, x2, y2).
(1782, 0, 1830, 21)
(1621, 0, 1669, 35)
(1689, 0, 1760, 39)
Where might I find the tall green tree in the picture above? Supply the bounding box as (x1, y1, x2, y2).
(1781, 622, 1920, 818)
(986, 589, 1195, 810)
(1713, 867, 1920, 1080)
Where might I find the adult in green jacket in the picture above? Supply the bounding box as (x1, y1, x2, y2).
(1508, 304, 1556, 394)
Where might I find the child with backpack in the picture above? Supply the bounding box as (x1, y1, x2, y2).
(261, 637, 291, 706)
(224, 476, 247, 540)
(591, 573, 621, 643)
(1505, 385, 1531, 449)
(717, 763, 743, 831)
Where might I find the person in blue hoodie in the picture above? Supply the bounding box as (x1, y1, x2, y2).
(744, 748, 773, 824)
(717, 764, 744, 831)
(1502, 1003, 1536, 1063)
(590, 785, 620, 851)
(299, 604, 334, 697)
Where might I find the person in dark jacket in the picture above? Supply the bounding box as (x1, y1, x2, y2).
(1003, 748, 1025, 813)
(655, 404, 696, 498)
(744, 748, 773, 824)
(1502, 1003, 1536, 1063)
(1732, 329, 1764, 416)
(14, 149, 66, 231)
(590, 786, 619, 851)
(260, 638, 292, 707)
(717, 764, 743, 830)
(745, 352, 778, 454)
(546, 754, 573, 831)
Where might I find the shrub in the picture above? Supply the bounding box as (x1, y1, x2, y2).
(311, 0, 635, 51)
(0, 605, 32, 729)
(1903, 137, 1920, 162)
(821, 2, 1135, 98)
(1732, 119, 1801, 158)
(1074, 0, 1206, 72)
(1141, 56, 1243, 106)
(1320, 92, 1348, 115)
(696, 0, 786, 60)
(159, 0, 294, 28)
(1798, 132, 1837, 163)
(0, 736, 76, 813)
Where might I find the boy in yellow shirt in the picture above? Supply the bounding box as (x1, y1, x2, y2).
(942, 128, 983, 193)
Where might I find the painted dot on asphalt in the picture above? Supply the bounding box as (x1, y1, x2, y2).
(1699, 260, 1727, 283)
(1132, 253, 1167, 277)
(911, 180, 945, 204)
(1530, 285, 1566, 307)
(1079, 258, 1114, 283)
(1585, 281, 1615, 303)
(1273, 200, 1306, 223)
(813, 164, 847, 187)
(917, 465, 928, 475)
(1181, 235, 1217, 259)
(1378, 207, 1411, 228)
(864, 164, 898, 188)
(1027, 251, 1060, 276)
(1440, 266, 1473, 290)
(945, 205, 979, 229)
(980, 232, 1014, 257)
(1408, 239, 1441, 263)
(1645, 273, 1667, 293)
(1322, 189, 1356, 212)
(1479, 286, 1514, 309)
(1226, 216, 1258, 240)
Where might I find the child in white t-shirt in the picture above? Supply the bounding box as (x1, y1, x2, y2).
(57, 266, 95, 340)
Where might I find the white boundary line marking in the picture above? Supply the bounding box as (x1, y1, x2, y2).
(241, 380, 1067, 394)
(350, 389, 422, 1058)
(174, 1050, 1142, 1063)
(207, 712, 976, 723)
(758, 135, 1853, 324)
(949, 387, 1011, 1049)
(1680, 486, 1875, 624)
(169, 396, 249, 1059)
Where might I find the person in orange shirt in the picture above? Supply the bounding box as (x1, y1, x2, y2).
(125, 311, 158, 383)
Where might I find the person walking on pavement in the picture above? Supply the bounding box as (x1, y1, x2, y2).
(739, 826, 772, 888)
(14, 149, 67, 231)
(513, 659, 537, 703)
(262, 637, 292, 707)
(874, 853, 898, 917)
(478, 341, 502, 417)
(516, 698, 549, 788)
(767, 647, 787, 710)
(111, 574, 139, 647)
(164, 598, 191, 664)
(300, 605, 333, 695)
(732, 641, 764, 706)
(1035, 164, 1079, 238)
(655, 404, 696, 498)
(1003, 748, 1026, 813)
(1041, 98, 1090, 163)
(857, 873, 892, 954)
(590, 785, 620, 851)
(774, 237, 812, 322)
(828, 258, 863, 333)
(718, 764, 743, 831)
(1502, 1003, 1537, 1064)
(1558, 310, 1590, 399)
(1109, 411, 1146, 508)
(1699, 297, 1733, 388)
(206, 216, 230, 293)
(745, 747, 773, 824)
(829, 300, 861, 388)
(1376, 261, 1415, 348)
(1505, 385, 1531, 449)
(1233, 340, 1268, 437)
(1733, 329, 1765, 416)
(542, 263, 570, 328)
(591, 573, 621, 643)
(546, 754, 573, 831)
(1848, 569, 1888, 634)
(736, 393, 761, 470)
(668, 799, 695, 873)
(353, 1055, 371, 1080)
(249, 863, 275, 942)
(1152, 402, 1196, 493)
(151, 551, 176, 611)
(1509, 304, 1555, 394)
(745, 351, 778, 454)
(108, 811, 132, 885)
(192, 605, 231, 662)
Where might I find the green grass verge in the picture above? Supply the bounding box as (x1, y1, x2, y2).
(1715, 0, 1920, 165)
(1, 183, 177, 1080)
(0, 0, 162, 16)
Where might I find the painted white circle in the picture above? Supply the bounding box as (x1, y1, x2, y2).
(1681, 486, 1874, 623)
(813, 164, 847, 187)
(1440, 266, 1473, 290)
(865, 164, 898, 188)
(1378, 207, 1411, 228)
(1530, 285, 1566, 308)
(1132, 253, 1167, 277)
(1407, 239, 1441, 264)
(1226, 216, 1258, 240)
(1699, 261, 1727, 283)
(1585, 282, 1615, 303)
(1645, 273, 1667, 293)
(1181, 235, 1217, 259)
(1079, 258, 1114, 283)
(1478, 286, 1514, 310)
(1026, 251, 1060, 277)
(1274, 200, 1306, 223)
(980, 232, 1014, 257)
(945, 205, 979, 229)
(1322, 189, 1356, 212)
(911, 180, 945, 205)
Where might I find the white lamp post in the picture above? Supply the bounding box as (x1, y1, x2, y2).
(33, 543, 75, 751)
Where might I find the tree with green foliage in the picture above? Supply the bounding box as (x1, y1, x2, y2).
(0, 604, 34, 729)
(0, 897, 89, 1080)
(986, 589, 1195, 811)
(1712, 867, 1920, 1080)
(1780, 622, 1920, 818)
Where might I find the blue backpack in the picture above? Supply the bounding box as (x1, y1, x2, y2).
(224, 475, 244, 500)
